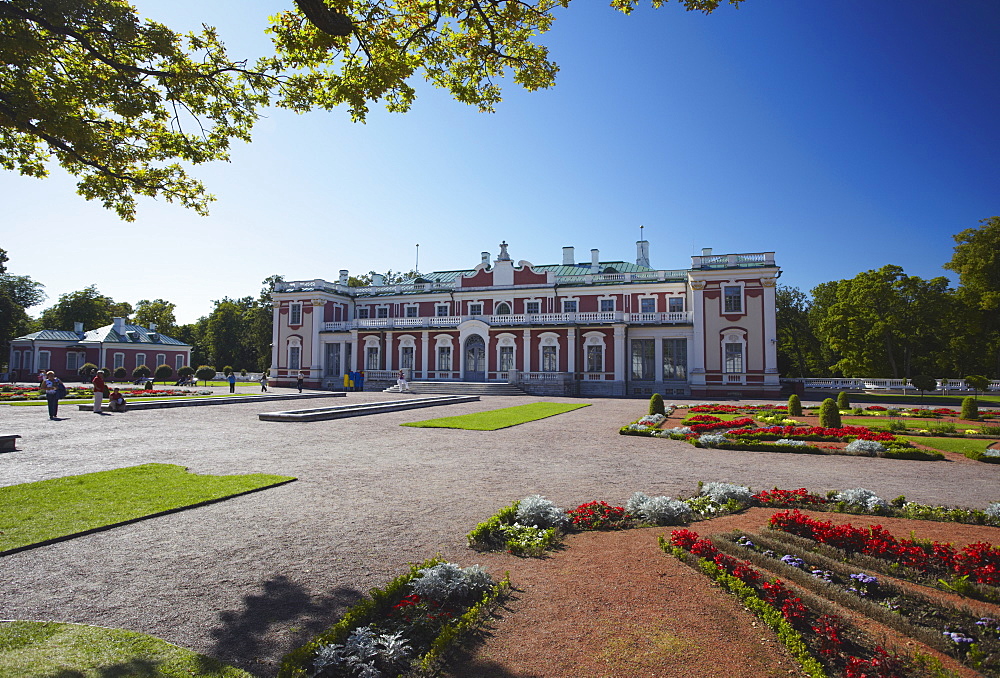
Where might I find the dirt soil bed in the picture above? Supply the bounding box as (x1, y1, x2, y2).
(448, 508, 999, 677)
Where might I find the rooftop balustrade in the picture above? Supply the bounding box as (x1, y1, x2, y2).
(322, 311, 693, 332)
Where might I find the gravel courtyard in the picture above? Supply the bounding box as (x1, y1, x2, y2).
(2, 391, 999, 676)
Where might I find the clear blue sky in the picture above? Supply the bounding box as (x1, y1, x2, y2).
(2, 0, 997, 325)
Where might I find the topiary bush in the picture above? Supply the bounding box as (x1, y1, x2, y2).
(154, 364, 173, 383)
(222, 365, 233, 376)
(177, 365, 195, 380)
(113, 366, 127, 381)
(961, 396, 979, 421)
(195, 365, 216, 385)
(819, 398, 841, 428)
(787, 394, 802, 417)
(648, 393, 665, 416)
(78, 362, 97, 379)
(836, 391, 850, 410)
(132, 365, 151, 381)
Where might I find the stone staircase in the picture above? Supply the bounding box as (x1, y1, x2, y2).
(383, 381, 527, 396)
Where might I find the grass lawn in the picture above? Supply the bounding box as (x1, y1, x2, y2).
(839, 417, 974, 430)
(850, 392, 1000, 407)
(898, 436, 995, 458)
(402, 402, 590, 430)
(0, 621, 251, 678)
(0, 464, 295, 554)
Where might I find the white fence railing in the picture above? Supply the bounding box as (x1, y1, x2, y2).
(787, 378, 1000, 392)
(323, 311, 692, 332)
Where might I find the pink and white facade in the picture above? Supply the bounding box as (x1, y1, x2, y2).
(8, 318, 192, 382)
(269, 242, 781, 398)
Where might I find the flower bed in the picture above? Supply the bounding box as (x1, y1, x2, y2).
(0, 385, 200, 402)
(769, 510, 1000, 586)
(278, 558, 510, 678)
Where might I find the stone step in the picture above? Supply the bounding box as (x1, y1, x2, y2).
(258, 395, 480, 422)
(384, 382, 526, 396)
(79, 392, 342, 411)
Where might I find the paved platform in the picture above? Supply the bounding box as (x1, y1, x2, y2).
(258, 395, 479, 421)
(79, 392, 342, 412)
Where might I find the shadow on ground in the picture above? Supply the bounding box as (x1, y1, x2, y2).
(209, 574, 363, 676)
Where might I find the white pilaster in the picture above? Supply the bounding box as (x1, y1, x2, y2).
(567, 327, 576, 374)
(762, 277, 780, 383)
(689, 280, 707, 387)
(613, 324, 626, 382)
(421, 330, 429, 379)
(522, 329, 531, 372)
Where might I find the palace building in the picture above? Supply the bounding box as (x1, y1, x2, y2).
(269, 241, 781, 398)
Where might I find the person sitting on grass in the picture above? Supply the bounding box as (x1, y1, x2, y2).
(108, 388, 127, 413)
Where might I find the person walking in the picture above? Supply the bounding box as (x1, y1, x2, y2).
(92, 369, 108, 413)
(40, 370, 64, 420)
(228, 372, 237, 393)
(296, 371, 304, 393)
(259, 373, 268, 392)
(397, 369, 410, 392)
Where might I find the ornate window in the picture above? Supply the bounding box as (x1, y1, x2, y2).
(290, 302, 302, 325)
(437, 346, 451, 371)
(583, 331, 606, 373)
(663, 339, 687, 380)
(495, 333, 516, 372)
(495, 301, 511, 315)
(539, 333, 560, 372)
(723, 286, 743, 314)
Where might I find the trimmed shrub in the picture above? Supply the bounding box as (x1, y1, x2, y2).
(222, 365, 233, 376)
(836, 391, 850, 410)
(787, 394, 802, 417)
(649, 393, 665, 416)
(77, 362, 97, 377)
(910, 374, 936, 394)
(132, 365, 151, 381)
(818, 398, 841, 428)
(154, 364, 173, 383)
(195, 365, 216, 385)
(961, 396, 979, 421)
(177, 365, 195, 379)
(113, 366, 127, 381)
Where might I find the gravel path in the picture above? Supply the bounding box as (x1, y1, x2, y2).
(2, 390, 999, 676)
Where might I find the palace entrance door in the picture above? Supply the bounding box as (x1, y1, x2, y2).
(464, 335, 486, 382)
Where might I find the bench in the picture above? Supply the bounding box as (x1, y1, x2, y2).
(0, 434, 21, 452)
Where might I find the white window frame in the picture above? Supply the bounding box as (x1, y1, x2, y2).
(356, 307, 370, 319)
(363, 336, 381, 370)
(436, 346, 451, 371)
(286, 337, 302, 371)
(723, 284, 744, 314)
(397, 335, 416, 370)
(38, 350, 51, 371)
(23, 351, 32, 372)
(289, 302, 303, 326)
(12, 351, 21, 369)
(404, 304, 419, 318)
(599, 297, 615, 313)
(583, 331, 606, 373)
(524, 299, 541, 315)
(434, 335, 454, 371)
(435, 304, 450, 317)
(66, 352, 79, 372)
(721, 331, 747, 373)
(468, 302, 483, 316)
(175, 355, 185, 372)
(136, 353, 146, 369)
(562, 298, 579, 314)
(494, 301, 512, 315)
(668, 297, 685, 313)
(156, 353, 166, 368)
(375, 305, 389, 319)
(113, 353, 125, 370)
(495, 333, 517, 373)
(663, 338, 688, 380)
(538, 332, 560, 373)
(639, 296, 657, 314)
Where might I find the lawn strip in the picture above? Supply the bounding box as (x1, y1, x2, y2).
(0, 464, 295, 555)
(0, 621, 251, 678)
(402, 402, 589, 430)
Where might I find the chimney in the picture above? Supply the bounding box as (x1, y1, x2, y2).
(371, 273, 385, 286)
(590, 248, 600, 273)
(112, 317, 125, 334)
(339, 269, 349, 285)
(562, 246, 575, 265)
(702, 247, 713, 256)
(481, 252, 490, 266)
(74, 321, 84, 335)
(636, 240, 650, 268)
(148, 322, 157, 332)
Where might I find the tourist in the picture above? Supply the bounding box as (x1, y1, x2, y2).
(40, 370, 64, 420)
(296, 371, 304, 393)
(108, 388, 127, 412)
(228, 371, 237, 393)
(259, 373, 268, 392)
(92, 370, 108, 413)
(397, 369, 410, 392)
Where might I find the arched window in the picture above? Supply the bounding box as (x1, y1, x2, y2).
(495, 301, 511, 315)
(495, 333, 517, 372)
(286, 337, 302, 370)
(538, 332, 560, 372)
(583, 331, 606, 373)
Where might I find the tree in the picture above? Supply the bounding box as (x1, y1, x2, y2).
(775, 285, 826, 377)
(965, 374, 990, 401)
(1, 0, 742, 219)
(133, 299, 178, 336)
(154, 364, 173, 383)
(0, 246, 45, 361)
(909, 374, 936, 403)
(347, 270, 419, 287)
(36, 285, 131, 331)
(946, 217, 1000, 376)
(195, 365, 216, 385)
(132, 364, 151, 382)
